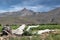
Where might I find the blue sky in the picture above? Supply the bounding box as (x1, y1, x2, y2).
(0, 0, 60, 13)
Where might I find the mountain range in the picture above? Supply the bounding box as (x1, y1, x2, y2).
(0, 8, 60, 25)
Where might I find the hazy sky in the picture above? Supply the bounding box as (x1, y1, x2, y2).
(0, 0, 60, 13)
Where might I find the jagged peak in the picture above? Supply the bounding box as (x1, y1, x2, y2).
(20, 8, 34, 14)
(21, 8, 28, 11)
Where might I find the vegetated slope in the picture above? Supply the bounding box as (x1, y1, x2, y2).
(0, 8, 60, 25)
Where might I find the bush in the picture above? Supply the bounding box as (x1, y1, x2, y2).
(0, 24, 1, 26)
(30, 25, 60, 30)
(23, 31, 32, 36)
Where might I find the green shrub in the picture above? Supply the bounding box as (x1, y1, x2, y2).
(23, 31, 32, 36)
(30, 25, 60, 30)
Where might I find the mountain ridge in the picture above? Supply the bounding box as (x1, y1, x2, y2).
(0, 8, 60, 25)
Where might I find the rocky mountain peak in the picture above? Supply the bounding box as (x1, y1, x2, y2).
(21, 8, 29, 12)
(20, 8, 35, 16)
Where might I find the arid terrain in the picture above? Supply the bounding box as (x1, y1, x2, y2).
(0, 8, 60, 25)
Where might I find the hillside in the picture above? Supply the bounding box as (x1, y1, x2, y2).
(0, 8, 60, 25)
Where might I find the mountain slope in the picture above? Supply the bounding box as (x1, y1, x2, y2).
(0, 8, 60, 25)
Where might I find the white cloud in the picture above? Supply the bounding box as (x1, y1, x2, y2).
(24, 5, 55, 12)
(0, 4, 57, 13)
(0, 10, 7, 13)
(0, 5, 24, 13)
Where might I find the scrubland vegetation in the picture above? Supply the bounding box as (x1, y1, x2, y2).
(0, 24, 60, 40)
(6, 34, 60, 40)
(31, 25, 60, 30)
